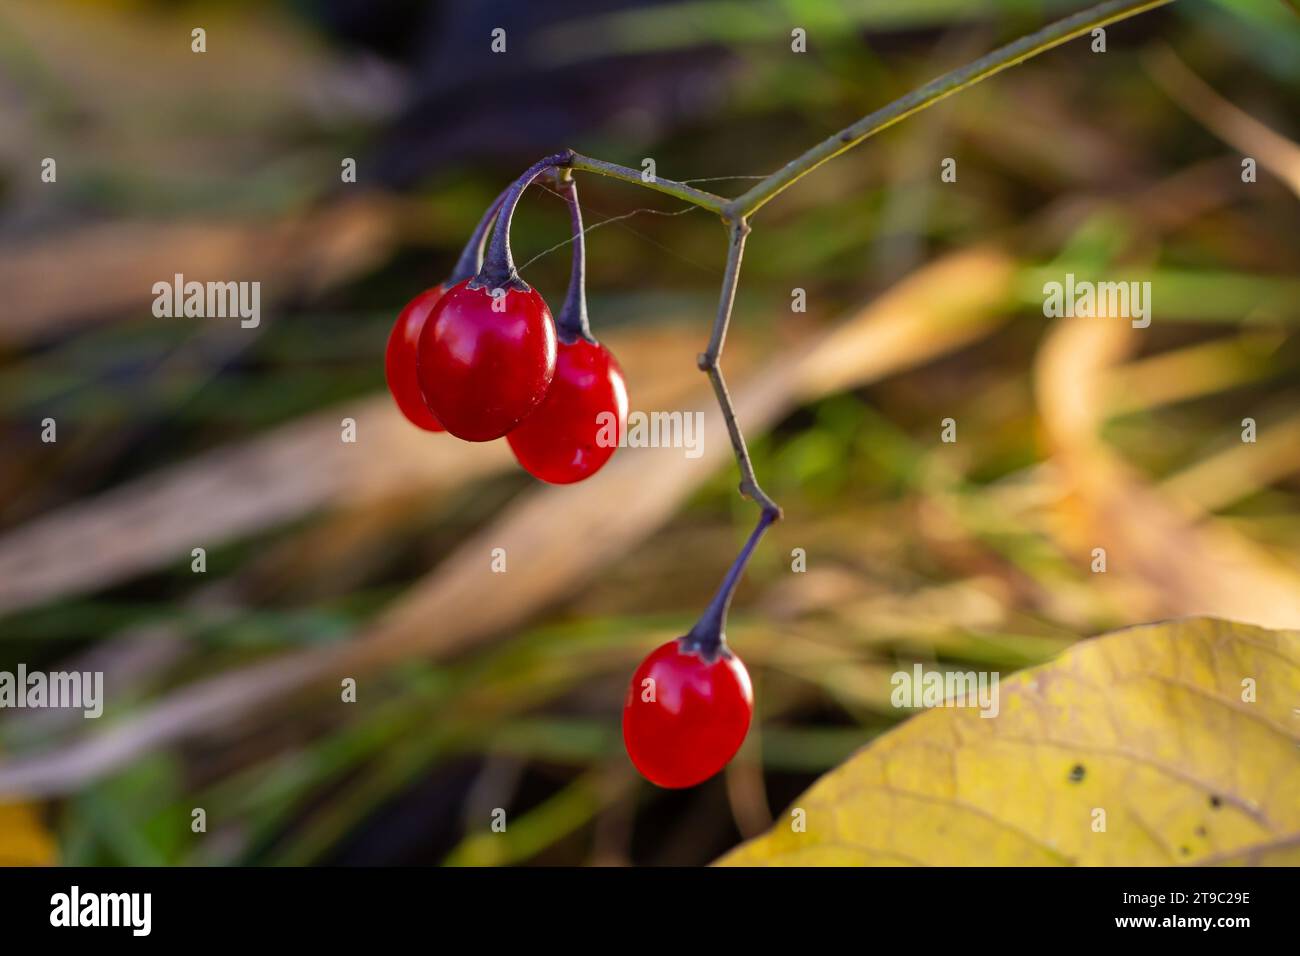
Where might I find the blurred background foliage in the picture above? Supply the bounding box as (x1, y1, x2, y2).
(0, 0, 1297, 865)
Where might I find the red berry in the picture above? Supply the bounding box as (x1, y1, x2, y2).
(507, 338, 627, 483)
(622, 638, 753, 788)
(417, 279, 557, 442)
(385, 285, 447, 432)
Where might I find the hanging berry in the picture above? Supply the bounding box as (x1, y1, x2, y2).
(417, 154, 570, 442)
(623, 511, 775, 787)
(384, 189, 506, 432)
(623, 637, 754, 789)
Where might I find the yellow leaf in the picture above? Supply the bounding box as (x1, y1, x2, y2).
(718, 617, 1300, 866)
(0, 801, 56, 866)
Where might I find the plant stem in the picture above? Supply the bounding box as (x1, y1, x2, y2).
(552, 170, 594, 343)
(728, 0, 1176, 216)
(568, 152, 728, 213)
(478, 151, 573, 290)
(683, 508, 778, 658)
(555, 0, 1174, 528)
(697, 217, 781, 518)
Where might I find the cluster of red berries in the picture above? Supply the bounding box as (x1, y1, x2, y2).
(387, 154, 768, 790)
(385, 158, 628, 485)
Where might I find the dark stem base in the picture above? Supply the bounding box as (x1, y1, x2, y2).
(474, 150, 575, 291)
(681, 509, 778, 661)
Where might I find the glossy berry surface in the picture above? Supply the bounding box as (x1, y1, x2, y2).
(385, 285, 446, 432)
(417, 279, 557, 442)
(622, 638, 753, 788)
(508, 338, 628, 484)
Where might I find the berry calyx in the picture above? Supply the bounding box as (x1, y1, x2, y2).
(623, 637, 753, 789)
(508, 173, 627, 483)
(385, 284, 447, 431)
(417, 280, 557, 441)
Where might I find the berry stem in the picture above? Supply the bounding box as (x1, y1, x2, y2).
(552, 170, 594, 344)
(683, 509, 777, 660)
(477, 150, 575, 291)
(448, 187, 510, 285)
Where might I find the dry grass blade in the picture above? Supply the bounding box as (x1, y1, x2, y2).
(0, 197, 398, 343)
(0, 0, 385, 212)
(1144, 44, 1300, 199)
(1159, 411, 1300, 516)
(1101, 334, 1282, 419)
(1035, 315, 1300, 628)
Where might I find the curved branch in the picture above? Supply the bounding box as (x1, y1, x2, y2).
(567, 153, 728, 212)
(728, 0, 1177, 216)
